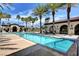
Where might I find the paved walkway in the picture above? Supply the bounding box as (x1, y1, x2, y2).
(0, 34, 36, 56)
(8, 44, 63, 56)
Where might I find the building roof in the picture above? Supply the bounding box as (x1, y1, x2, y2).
(45, 16, 79, 25)
(2, 24, 24, 27)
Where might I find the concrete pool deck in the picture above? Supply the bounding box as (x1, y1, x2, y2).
(0, 34, 36, 56)
(0, 33, 78, 56)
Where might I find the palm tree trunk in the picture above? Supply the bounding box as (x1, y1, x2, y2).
(18, 19, 19, 25)
(67, 7, 71, 35)
(8, 18, 10, 32)
(52, 11, 55, 34)
(39, 15, 42, 33)
(0, 18, 1, 26)
(26, 22, 27, 32)
(32, 23, 33, 31)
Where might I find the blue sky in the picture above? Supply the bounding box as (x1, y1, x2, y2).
(0, 3, 79, 28)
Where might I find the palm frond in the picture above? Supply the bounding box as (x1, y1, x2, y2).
(33, 4, 48, 16)
(48, 3, 65, 12)
(0, 5, 4, 10)
(0, 3, 12, 11)
(60, 3, 78, 10)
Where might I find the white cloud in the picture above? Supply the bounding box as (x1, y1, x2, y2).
(11, 9, 33, 18)
(17, 10, 27, 15)
(48, 14, 67, 22)
(25, 10, 33, 17)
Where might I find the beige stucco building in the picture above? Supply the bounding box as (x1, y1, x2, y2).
(1, 24, 24, 32)
(44, 16, 79, 35)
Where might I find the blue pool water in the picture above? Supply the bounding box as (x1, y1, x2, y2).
(15, 32, 74, 53)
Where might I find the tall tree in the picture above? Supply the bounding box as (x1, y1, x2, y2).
(21, 17, 31, 31)
(33, 4, 48, 33)
(16, 15, 20, 24)
(0, 3, 12, 10)
(47, 3, 65, 34)
(0, 12, 3, 32)
(31, 17, 38, 30)
(6, 14, 11, 25)
(65, 3, 78, 56)
(0, 12, 7, 32)
(6, 14, 11, 32)
(62, 3, 77, 34)
(66, 3, 71, 34)
(0, 3, 11, 32)
(0, 12, 3, 26)
(0, 3, 12, 25)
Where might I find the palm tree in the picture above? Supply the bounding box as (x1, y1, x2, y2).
(0, 3, 12, 10)
(0, 3, 11, 32)
(64, 4, 78, 55)
(65, 3, 71, 35)
(0, 13, 11, 32)
(0, 12, 7, 32)
(47, 3, 65, 34)
(16, 15, 20, 24)
(6, 14, 11, 23)
(0, 12, 3, 25)
(6, 14, 11, 32)
(31, 17, 38, 30)
(0, 12, 3, 32)
(0, 3, 11, 24)
(65, 3, 77, 34)
(0, 3, 11, 22)
(21, 17, 30, 31)
(26, 16, 33, 28)
(62, 3, 78, 34)
(33, 4, 48, 33)
(0, 3, 8, 10)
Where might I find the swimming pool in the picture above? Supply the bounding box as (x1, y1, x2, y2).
(15, 32, 74, 54)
